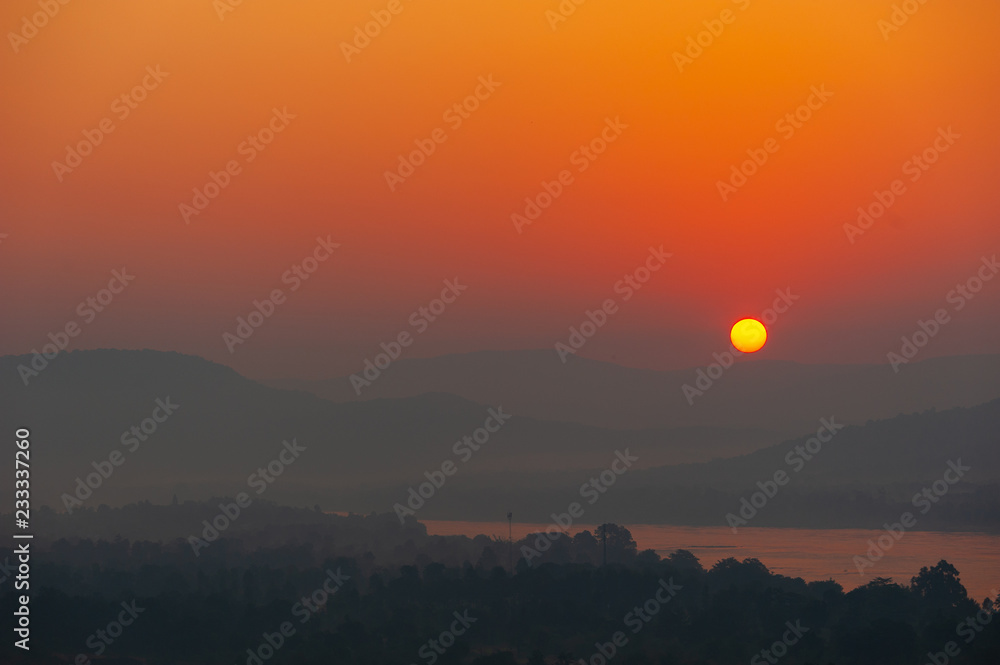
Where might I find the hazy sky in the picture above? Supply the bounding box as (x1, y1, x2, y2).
(2, 0, 999, 378)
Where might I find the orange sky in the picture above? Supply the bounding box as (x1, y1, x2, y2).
(2, 0, 999, 378)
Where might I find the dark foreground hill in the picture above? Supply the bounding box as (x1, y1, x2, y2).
(2, 502, 999, 665)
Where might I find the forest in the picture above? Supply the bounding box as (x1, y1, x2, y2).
(1, 501, 997, 664)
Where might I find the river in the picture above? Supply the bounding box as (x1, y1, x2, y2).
(422, 520, 1000, 602)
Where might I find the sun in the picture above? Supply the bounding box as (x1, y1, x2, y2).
(730, 318, 767, 353)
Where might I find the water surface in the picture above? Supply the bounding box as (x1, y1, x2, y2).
(423, 520, 1000, 601)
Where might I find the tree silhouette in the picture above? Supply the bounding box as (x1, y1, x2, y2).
(911, 559, 969, 611)
(597, 523, 638, 563)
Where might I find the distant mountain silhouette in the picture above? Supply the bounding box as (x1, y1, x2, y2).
(632, 398, 1000, 490)
(0, 349, 778, 509)
(414, 398, 1000, 527)
(269, 349, 1000, 435)
(4, 349, 998, 528)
